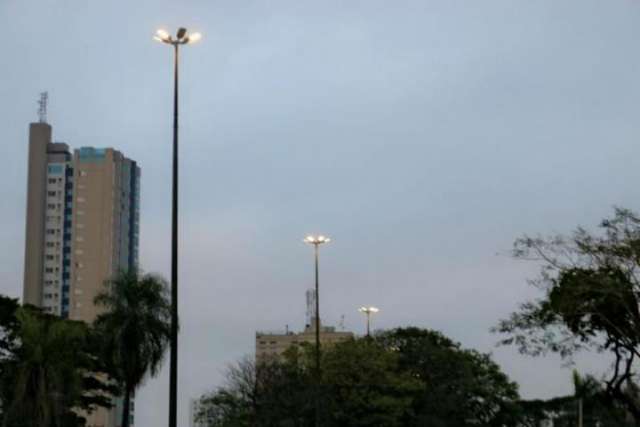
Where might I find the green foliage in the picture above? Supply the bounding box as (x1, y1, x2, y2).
(517, 372, 633, 427)
(376, 328, 520, 426)
(495, 207, 640, 420)
(93, 270, 171, 427)
(197, 328, 519, 427)
(0, 304, 115, 427)
(320, 338, 420, 427)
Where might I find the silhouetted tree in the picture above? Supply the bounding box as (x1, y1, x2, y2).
(0, 303, 114, 427)
(197, 328, 518, 427)
(496, 208, 640, 420)
(94, 271, 171, 427)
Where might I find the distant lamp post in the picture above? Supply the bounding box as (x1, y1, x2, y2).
(304, 234, 330, 427)
(154, 27, 201, 427)
(358, 306, 379, 336)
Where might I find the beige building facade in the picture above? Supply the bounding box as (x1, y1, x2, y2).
(256, 321, 354, 362)
(23, 119, 140, 427)
(69, 147, 140, 323)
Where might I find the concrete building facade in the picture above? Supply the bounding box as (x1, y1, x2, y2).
(256, 289, 353, 361)
(22, 118, 140, 427)
(256, 323, 354, 362)
(68, 147, 140, 323)
(23, 122, 74, 316)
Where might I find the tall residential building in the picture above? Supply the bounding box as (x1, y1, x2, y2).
(22, 115, 140, 427)
(23, 121, 74, 316)
(68, 146, 140, 323)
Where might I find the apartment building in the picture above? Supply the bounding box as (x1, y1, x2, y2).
(22, 116, 140, 427)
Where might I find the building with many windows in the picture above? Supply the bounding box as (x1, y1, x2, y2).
(22, 114, 140, 427)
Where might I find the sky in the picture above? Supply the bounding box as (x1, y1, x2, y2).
(2, 0, 640, 425)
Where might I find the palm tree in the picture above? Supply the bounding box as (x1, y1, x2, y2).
(572, 370, 602, 427)
(94, 270, 171, 427)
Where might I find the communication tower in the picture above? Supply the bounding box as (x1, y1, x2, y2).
(37, 92, 48, 123)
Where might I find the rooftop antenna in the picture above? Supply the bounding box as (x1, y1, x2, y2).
(37, 92, 48, 123)
(306, 289, 317, 327)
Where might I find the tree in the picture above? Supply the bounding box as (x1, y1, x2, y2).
(196, 329, 518, 427)
(320, 338, 419, 427)
(375, 327, 520, 426)
(197, 353, 313, 427)
(0, 305, 115, 427)
(495, 208, 640, 419)
(516, 372, 633, 427)
(93, 271, 171, 427)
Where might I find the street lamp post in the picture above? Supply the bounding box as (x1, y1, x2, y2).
(304, 234, 330, 427)
(154, 27, 201, 427)
(358, 306, 379, 337)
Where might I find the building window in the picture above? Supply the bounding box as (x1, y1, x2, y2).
(47, 191, 56, 197)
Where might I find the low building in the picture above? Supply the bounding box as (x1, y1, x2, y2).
(256, 321, 353, 361)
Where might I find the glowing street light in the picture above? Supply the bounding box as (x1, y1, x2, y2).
(154, 27, 201, 427)
(304, 234, 330, 427)
(358, 306, 379, 336)
(154, 28, 202, 45)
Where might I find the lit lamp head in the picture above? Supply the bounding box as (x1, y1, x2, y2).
(304, 235, 331, 246)
(358, 306, 379, 315)
(154, 28, 202, 45)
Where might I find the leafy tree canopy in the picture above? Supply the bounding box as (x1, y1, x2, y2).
(197, 327, 520, 427)
(0, 302, 116, 427)
(495, 208, 640, 419)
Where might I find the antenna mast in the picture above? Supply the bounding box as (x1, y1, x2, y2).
(306, 289, 317, 326)
(37, 92, 48, 123)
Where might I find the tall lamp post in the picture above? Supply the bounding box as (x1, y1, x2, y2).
(154, 27, 201, 427)
(358, 306, 379, 337)
(304, 234, 330, 427)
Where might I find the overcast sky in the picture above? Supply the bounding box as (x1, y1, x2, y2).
(2, 0, 640, 425)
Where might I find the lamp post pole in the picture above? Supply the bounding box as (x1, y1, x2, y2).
(304, 235, 330, 427)
(358, 306, 379, 337)
(314, 242, 320, 380)
(365, 310, 370, 336)
(169, 39, 179, 427)
(154, 28, 201, 427)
